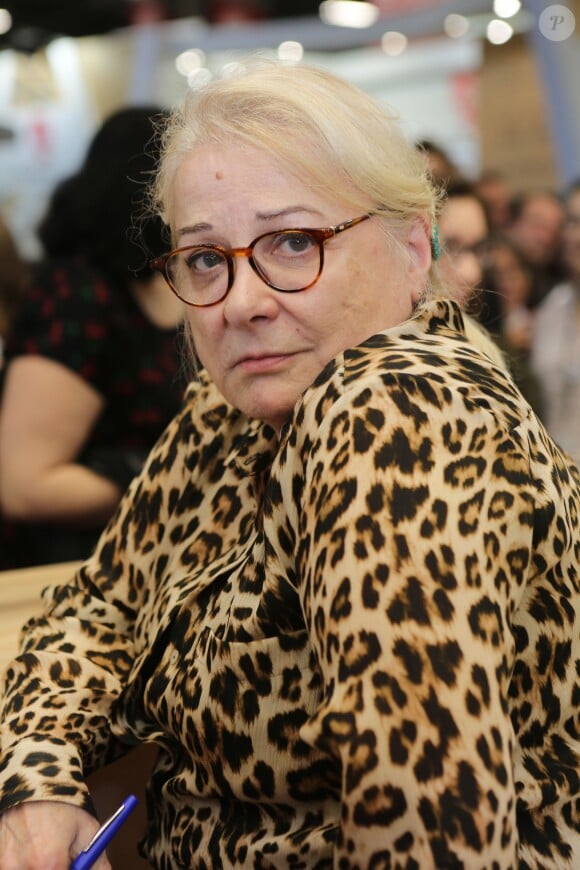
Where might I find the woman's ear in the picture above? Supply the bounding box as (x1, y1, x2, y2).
(405, 216, 432, 303)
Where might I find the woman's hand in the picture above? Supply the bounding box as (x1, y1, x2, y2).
(0, 800, 111, 870)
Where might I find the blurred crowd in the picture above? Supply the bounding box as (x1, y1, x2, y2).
(418, 138, 580, 467)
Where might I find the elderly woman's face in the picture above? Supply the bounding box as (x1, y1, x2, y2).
(170, 144, 427, 430)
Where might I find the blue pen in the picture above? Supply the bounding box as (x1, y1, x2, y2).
(70, 794, 138, 870)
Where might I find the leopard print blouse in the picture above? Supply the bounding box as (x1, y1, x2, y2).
(1, 299, 579, 868)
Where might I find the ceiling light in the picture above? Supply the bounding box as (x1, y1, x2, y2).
(493, 0, 521, 18)
(277, 41, 304, 62)
(487, 18, 514, 44)
(319, 1, 380, 29)
(381, 31, 407, 56)
(175, 49, 206, 77)
(444, 13, 470, 38)
(187, 68, 212, 89)
(221, 61, 247, 79)
(0, 8, 12, 35)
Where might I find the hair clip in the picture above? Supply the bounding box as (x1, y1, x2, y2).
(430, 225, 440, 261)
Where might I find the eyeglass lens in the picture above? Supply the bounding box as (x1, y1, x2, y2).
(166, 229, 322, 305)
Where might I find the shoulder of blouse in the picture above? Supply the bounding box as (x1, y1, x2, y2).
(281, 299, 532, 455)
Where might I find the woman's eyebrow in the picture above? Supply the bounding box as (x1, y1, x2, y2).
(255, 206, 322, 222)
(176, 222, 212, 239)
(175, 207, 325, 240)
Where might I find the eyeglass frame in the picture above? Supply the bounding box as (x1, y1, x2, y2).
(149, 213, 372, 308)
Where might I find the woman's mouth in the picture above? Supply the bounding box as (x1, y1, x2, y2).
(237, 353, 295, 373)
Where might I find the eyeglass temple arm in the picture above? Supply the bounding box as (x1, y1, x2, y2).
(333, 213, 372, 235)
(149, 255, 166, 271)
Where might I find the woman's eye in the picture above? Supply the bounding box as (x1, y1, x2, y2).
(186, 248, 225, 273)
(274, 232, 316, 257)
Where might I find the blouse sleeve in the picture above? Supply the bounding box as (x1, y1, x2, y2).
(0, 548, 142, 816)
(3, 259, 115, 394)
(279, 369, 533, 867)
(0, 563, 136, 814)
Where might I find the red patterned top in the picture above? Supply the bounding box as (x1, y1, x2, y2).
(0, 255, 186, 566)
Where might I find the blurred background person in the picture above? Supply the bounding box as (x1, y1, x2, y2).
(483, 235, 535, 351)
(437, 182, 542, 411)
(482, 234, 543, 415)
(530, 180, 580, 465)
(436, 180, 490, 309)
(508, 189, 566, 308)
(415, 138, 462, 191)
(475, 168, 513, 232)
(0, 106, 185, 569)
(0, 216, 29, 368)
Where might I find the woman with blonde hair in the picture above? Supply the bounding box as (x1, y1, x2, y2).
(0, 61, 578, 869)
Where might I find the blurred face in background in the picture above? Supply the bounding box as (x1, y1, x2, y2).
(475, 173, 511, 231)
(511, 193, 564, 267)
(486, 241, 533, 312)
(437, 194, 489, 302)
(562, 188, 580, 285)
(484, 239, 535, 351)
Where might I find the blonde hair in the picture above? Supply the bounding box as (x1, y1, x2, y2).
(153, 59, 446, 299)
(463, 314, 507, 369)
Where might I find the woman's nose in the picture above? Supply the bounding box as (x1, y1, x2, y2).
(222, 256, 279, 323)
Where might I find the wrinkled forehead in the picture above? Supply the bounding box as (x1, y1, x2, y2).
(167, 140, 364, 222)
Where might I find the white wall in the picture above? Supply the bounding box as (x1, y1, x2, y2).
(0, 39, 98, 259)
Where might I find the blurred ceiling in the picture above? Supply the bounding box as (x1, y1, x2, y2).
(0, 1, 506, 53)
(0, 0, 318, 52)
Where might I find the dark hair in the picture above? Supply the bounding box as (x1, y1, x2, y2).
(479, 232, 533, 330)
(38, 106, 170, 289)
(415, 138, 450, 160)
(0, 217, 29, 337)
(415, 138, 461, 190)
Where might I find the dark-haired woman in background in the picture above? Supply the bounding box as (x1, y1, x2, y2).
(0, 216, 29, 368)
(0, 106, 185, 568)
